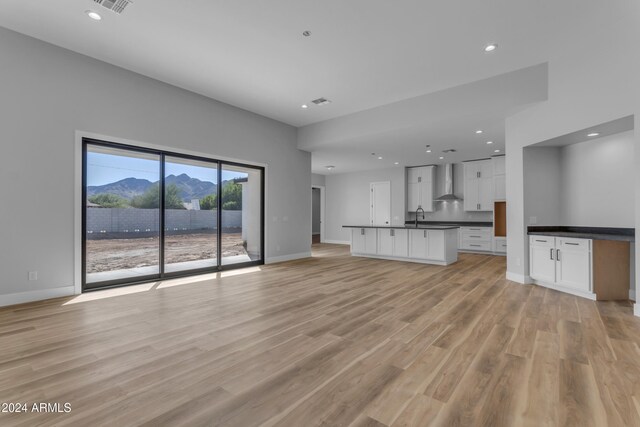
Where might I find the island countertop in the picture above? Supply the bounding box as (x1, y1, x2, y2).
(343, 225, 460, 230)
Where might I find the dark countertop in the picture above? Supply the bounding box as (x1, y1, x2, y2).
(408, 221, 493, 227)
(528, 226, 635, 242)
(343, 225, 460, 230)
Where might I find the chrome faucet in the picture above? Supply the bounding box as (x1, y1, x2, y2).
(415, 207, 425, 227)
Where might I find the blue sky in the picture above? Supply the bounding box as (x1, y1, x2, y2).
(87, 152, 247, 186)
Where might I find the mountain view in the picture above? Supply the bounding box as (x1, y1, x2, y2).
(88, 174, 220, 202)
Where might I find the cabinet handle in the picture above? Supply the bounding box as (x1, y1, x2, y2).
(424, 230, 427, 238)
(470, 244, 481, 247)
(536, 239, 547, 243)
(556, 249, 560, 261)
(361, 228, 365, 235)
(418, 177, 422, 183)
(565, 242, 579, 246)
(470, 235, 482, 238)
(390, 229, 394, 237)
(550, 248, 553, 260)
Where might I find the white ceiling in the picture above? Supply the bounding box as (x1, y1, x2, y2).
(0, 0, 624, 173)
(0, 0, 599, 128)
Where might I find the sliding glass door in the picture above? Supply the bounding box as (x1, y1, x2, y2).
(85, 144, 162, 286)
(164, 157, 218, 274)
(83, 139, 264, 291)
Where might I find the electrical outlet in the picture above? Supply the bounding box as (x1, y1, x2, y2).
(516, 258, 521, 267)
(529, 216, 538, 225)
(28, 271, 38, 281)
(276, 245, 281, 252)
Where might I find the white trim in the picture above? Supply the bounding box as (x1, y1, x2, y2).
(506, 271, 532, 284)
(530, 279, 597, 301)
(0, 286, 75, 308)
(630, 288, 636, 301)
(266, 252, 312, 264)
(635, 303, 640, 317)
(311, 185, 326, 243)
(351, 253, 452, 266)
(324, 240, 351, 245)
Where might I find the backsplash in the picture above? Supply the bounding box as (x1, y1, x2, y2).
(407, 202, 493, 222)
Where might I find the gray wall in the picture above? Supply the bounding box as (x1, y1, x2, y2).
(312, 189, 321, 234)
(325, 167, 405, 242)
(312, 174, 326, 187)
(560, 131, 635, 227)
(0, 27, 310, 300)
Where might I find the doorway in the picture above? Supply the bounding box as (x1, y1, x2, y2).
(370, 181, 391, 226)
(311, 185, 325, 244)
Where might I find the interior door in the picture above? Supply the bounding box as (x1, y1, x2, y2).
(370, 181, 391, 226)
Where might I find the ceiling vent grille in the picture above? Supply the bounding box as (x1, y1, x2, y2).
(311, 97, 331, 106)
(93, 0, 133, 14)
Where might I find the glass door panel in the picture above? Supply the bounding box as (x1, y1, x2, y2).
(221, 164, 263, 265)
(85, 144, 161, 286)
(164, 156, 218, 274)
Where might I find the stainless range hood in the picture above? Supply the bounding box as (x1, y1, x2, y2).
(435, 163, 463, 201)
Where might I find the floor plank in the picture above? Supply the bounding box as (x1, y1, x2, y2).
(0, 244, 637, 426)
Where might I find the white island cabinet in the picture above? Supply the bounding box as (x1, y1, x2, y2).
(347, 226, 458, 266)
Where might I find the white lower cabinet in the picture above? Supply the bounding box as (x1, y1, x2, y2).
(409, 229, 428, 259)
(529, 235, 593, 298)
(377, 228, 408, 257)
(409, 229, 447, 261)
(351, 228, 377, 255)
(349, 226, 458, 265)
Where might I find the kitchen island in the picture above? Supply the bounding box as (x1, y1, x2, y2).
(343, 225, 459, 265)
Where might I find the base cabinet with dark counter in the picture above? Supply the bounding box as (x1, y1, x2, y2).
(346, 226, 458, 265)
(530, 236, 593, 299)
(528, 227, 634, 301)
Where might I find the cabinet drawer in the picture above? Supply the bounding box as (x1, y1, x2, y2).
(460, 241, 492, 251)
(494, 239, 507, 253)
(461, 230, 492, 241)
(530, 236, 555, 247)
(460, 226, 492, 232)
(559, 238, 590, 252)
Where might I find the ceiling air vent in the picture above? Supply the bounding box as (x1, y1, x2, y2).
(93, 0, 133, 14)
(311, 97, 332, 106)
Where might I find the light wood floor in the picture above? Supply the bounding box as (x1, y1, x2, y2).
(1, 244, 640, 427)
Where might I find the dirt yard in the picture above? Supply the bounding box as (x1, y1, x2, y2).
(86, 232, 246, 273)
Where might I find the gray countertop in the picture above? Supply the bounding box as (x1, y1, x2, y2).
(343, 225, 460, 230)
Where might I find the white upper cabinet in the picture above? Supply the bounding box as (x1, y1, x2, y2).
(492, 156, 506, 201)
(406, 166, 434, 212)
(463, 160, 493, 212)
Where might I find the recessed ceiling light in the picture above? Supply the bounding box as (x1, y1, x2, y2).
(475, 130, 483, 134)
(301, 104, 308, 109)
(85, 10, 102, 20)
(587, 132, 600, 137)
(426, 150, 432, 153)
(484, 43, 498, 52)
(439, 156, 444, 160)
(303, 30, 312, 37)
(494, 149, 501, 153)
(394, 162, 399, 165)
(325, 165, 335, 170)
(378, 156, 383, 160)
(486, 141, 493, 145)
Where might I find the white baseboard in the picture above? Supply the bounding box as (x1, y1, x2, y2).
(266, 252, 312, 264)
(635, 303, 640, 317)
(324, 240, 350, 245)
(0, 286, 76, 308)
(530, 279, 597, 301)
(506, 271, 532, 284)
(630, 289, 636, 301)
